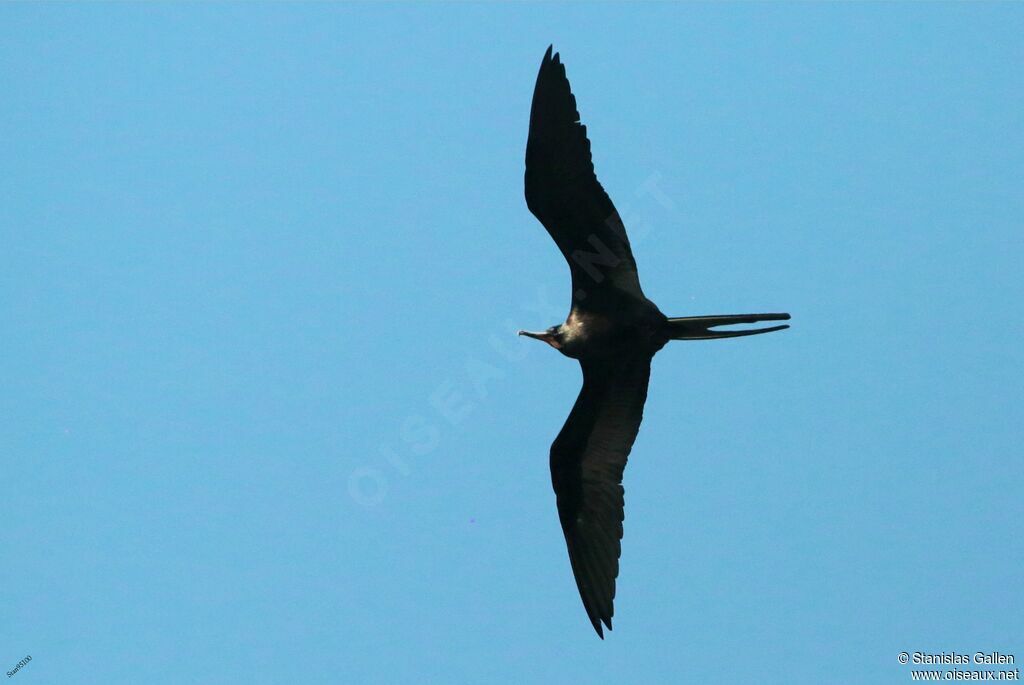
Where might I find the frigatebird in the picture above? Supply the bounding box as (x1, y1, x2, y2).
(519, 46, 790, 638)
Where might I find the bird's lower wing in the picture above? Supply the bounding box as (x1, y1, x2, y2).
(549, 353, 653, 637)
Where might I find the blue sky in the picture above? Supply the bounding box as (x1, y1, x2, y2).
(2, 3, 1022, 683)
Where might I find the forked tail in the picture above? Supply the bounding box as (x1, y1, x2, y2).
(665, 313, 791, 340)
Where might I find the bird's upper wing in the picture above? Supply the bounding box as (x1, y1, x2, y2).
(550, 352, 653, 637)
(525, 46, 645, 305)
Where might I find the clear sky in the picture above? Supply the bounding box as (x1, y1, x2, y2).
(2, 3, 1022, 684)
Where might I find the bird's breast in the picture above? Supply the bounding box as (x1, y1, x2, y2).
(560, 311, 659, 360)
(557, 313, 607, 359)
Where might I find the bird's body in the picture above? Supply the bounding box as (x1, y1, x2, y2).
(519, 46, 791, 638)
(553, 303, 665, 360)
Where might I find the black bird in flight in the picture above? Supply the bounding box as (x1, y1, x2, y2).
(519, 46, 790, 638)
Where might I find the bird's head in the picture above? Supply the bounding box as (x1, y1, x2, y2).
(518, 325, 564, 350)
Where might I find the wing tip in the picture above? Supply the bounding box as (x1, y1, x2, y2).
(589, 614, 605, 639)
(542, 44, 561, 67)
(589, 614, 613, 639)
